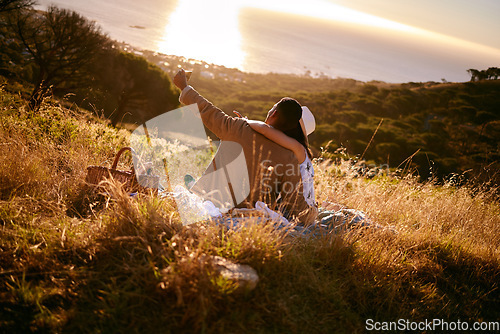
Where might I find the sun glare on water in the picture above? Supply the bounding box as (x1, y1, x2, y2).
(157, 0, 245, 68)
(158, 0, 500, 71)
(252, 0, 418, 32)
(157, 0, 420, 69)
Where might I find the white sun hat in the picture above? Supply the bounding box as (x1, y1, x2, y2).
(300, 106, 316, 136)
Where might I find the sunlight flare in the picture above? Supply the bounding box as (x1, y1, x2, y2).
(158, 0, 500, 77)
(158, 0, 245, 68)
(247, 0, 418, 32)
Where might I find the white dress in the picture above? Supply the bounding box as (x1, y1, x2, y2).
(299, 152, 315, 207)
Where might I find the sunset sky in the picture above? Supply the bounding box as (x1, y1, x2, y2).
(36, 0, 500, 82)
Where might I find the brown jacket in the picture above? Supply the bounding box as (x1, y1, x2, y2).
(180, 86, 318, 225)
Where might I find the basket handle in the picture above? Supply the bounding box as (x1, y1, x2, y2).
(112, 147, 132, 170)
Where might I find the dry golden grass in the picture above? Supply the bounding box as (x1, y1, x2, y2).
(315, 158, 499, 259)
(1, 90, 499, 333)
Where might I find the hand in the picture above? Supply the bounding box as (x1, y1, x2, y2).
(173, 68, 188, 90)
(233, 110, 247, 119)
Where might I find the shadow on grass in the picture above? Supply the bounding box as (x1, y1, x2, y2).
(2, 213, 498, 333)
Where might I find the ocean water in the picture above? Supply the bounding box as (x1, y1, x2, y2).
(36, 0, 499, 83)
(237, 8, 498, 83)
(36, 0, 178, 50)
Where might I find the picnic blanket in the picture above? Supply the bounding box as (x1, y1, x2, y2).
(214, 202, 378, 237)
(164, 185, 379, 236)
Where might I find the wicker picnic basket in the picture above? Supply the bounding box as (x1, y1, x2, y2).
(85, 147, 159, 194)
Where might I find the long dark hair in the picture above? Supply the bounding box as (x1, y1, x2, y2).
(283, 124, 313, 160)
(274, 98, 313, 160)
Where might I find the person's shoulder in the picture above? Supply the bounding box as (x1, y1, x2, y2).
(240, 125, 298, 163)
(259, 134, 299, 163)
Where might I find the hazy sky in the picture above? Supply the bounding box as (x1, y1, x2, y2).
(330, 0, 500, 50)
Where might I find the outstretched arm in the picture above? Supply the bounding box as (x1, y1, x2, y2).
(245, 119, 306, 163)
(173, 69, 245, 141)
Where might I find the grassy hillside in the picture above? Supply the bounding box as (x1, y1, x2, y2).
(1, 89, 499, 333)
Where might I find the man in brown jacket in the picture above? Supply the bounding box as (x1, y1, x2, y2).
(173, 69, 317, 225)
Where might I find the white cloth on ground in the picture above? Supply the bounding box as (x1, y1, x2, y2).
(167, 185, 221, 225)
